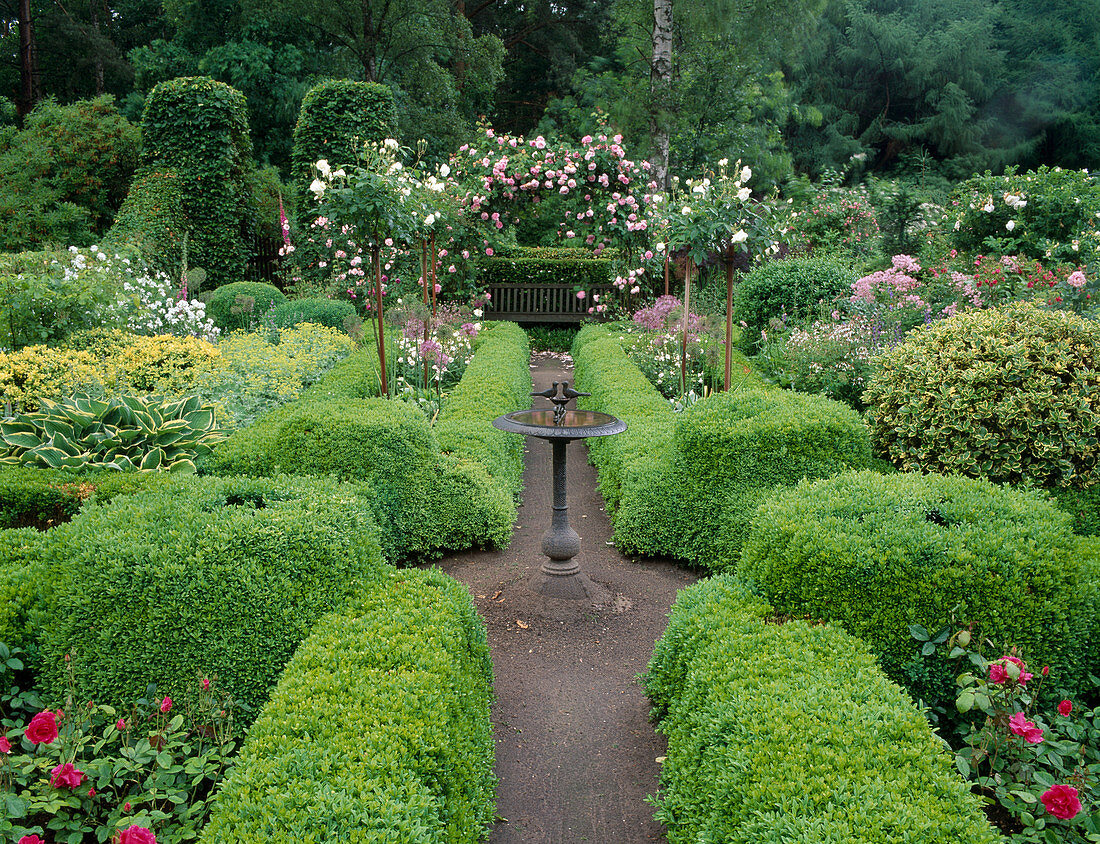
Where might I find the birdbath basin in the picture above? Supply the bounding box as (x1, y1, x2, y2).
(493, 383, 626, 600)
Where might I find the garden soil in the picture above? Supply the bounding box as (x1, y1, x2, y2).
(425, 352, 698, 844)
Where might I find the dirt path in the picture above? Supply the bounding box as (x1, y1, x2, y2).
(430, 353, 698, 844)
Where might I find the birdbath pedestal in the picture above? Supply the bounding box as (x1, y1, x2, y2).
(492, 382, 626, 599)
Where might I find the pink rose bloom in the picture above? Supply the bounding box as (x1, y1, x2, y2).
(1068, 270, 1087, 289)
(991, 655, 1033, 685)
(576, 291, 586, 300)
(0, 735, 10, 753)
(1041, 784, 1082, 820)
(159, 697, 172, 713)
(1008, 711, 1044, 744)
(1058, 699, 1073, 717)
(50, 762, 87, 789)
(19, 836, 46, 844)
(25, 710, 59, 744)
(988, 663, 1008, 684)
(116, 718, 126, 731)
(118, 826, 158, 844)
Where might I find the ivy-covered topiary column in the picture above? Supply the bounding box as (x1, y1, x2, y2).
(290, 80, 396, 221)
(113, 76, 256, 287)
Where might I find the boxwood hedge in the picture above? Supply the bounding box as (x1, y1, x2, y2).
(737, 470, 1095, 711)
(572, 326, 869, 568)
(644, 575, 1000, 843)
(200, 567, 494, 843)
(38, 474, 386, 715)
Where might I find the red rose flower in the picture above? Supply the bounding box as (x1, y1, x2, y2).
(1058, 699, 1073, 717)
(0, 735, 10, 753)
(117, 825, 157, 844)
(50, 762, 87, 789)
(1041, 784, 1082, 820)
(25, 710, 59, 744)
(18, 836, 46, 844)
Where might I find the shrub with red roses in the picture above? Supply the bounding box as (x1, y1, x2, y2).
(1, 650, 239, 844)
(941, 630, 1100, 840)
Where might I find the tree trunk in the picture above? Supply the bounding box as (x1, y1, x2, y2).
(724, 249, 735, 391)
(649, 0, 673, 190)
(17, 0, 40, 123)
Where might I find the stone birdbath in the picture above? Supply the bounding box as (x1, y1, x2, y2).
(493, 382, 626, 599)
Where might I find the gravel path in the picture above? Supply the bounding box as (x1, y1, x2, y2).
(429, 353, 698, 844)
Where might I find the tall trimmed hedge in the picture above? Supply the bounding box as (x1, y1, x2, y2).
(737, 470, 1096, 711)
(112, 77, 255, 285)
(644, 575, 1000, 843)
(38, 474, 385, 715)
(291, 80, 395, 217)
(105, 169, 188, 276)
(199, 568, 495, 843)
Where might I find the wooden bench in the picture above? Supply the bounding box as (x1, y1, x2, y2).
(483, 282, 615, 323)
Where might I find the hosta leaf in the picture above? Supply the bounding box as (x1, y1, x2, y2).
(0, 421, 36, 436)
(1, 431, 42, 449)
(140, 447, 164, 471)
(167, 457, 197, 474)
(43, 419, 77, 440)
(28, 444, 74, 469)
(184, 408, 215, 431)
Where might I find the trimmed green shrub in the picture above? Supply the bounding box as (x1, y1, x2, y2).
(39, 473, 385, 716)
(865, 301, 1100, 488)
(0, 465, 169, 529)
(673, 387, 871, 568)
(206, 281, 286, 332)
(0, 527, 52, 659)
(436, 321, 530, 495)
(129, 76, 255, 285)
(290, 80, 395, 216)
(1049, 484, 1100, 536)
(477, 247, 615, 288)
(206, 325, 530, 560)
(105, 168, 188, 277)
(199, 567, 495, 843)
(734, 254, 855, 349)
(738, 470, 1094, 712)
(644, 575, 1000, 843)
(269, 297, 356, 330)
(573, 327, 869, 568)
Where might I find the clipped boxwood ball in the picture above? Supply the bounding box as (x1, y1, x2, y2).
(865, 301, 1100, 488)
(734, 255, 855, 349)
(207, 281, 287, 332)
(738, 469, 1092, 711)
(40, 474, 384, 717)
(269, 297, 356, 331)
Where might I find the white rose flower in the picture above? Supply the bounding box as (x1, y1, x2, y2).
(740, 166, 752, 182)
(425, 214, 436, 226)
(439, 164, 451, 177)
(718, 158, 729, 167)
(309, 178, 326, 198)
(316, 159, 331, 176)
(384, 138, 399, 150)
(1006, 220, 1016, 231)
(681, 206, 692, 215)
(731, 229, 748, 243)
(737, 187, 752, 202)
(983, 202, 994, 213)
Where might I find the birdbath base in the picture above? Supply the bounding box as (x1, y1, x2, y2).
(528, 567, 612, 603)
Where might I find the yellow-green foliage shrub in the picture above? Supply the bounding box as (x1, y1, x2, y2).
(0, 331, 220, 411)
(865, 301, 1100, 488)
(200, 567, 495, 843)
(644, 575, 1000, 843)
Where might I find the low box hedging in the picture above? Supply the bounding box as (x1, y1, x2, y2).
(199, 567, 495, 843)
(0, 527, 51, 659)
(38, 473, 385, 716)
(644, 575, 1000, 843)
(206, 323, 530, 560)
(269, 297, 356, 330)
(572, 326, 870, 567)
(737, 469, 1095, 711)
(0, 464, 166, 529)
(435, 321, 530, 496)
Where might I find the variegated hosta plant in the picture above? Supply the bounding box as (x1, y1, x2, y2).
(0, 393, 223, 472)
